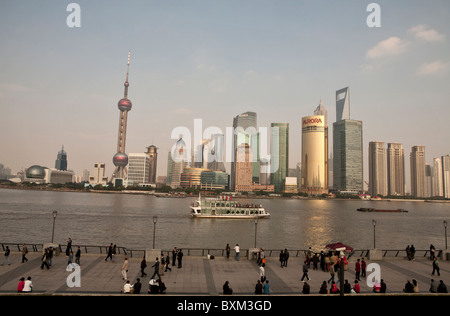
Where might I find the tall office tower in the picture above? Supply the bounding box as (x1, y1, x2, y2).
(301, 115, 327, 195)
(336, 87, 350, 121)
(234, 144, 253, 192)
(432, 157, 443, 197)
(112, 51, 133, 185)
(314, 100, 329, 188)
(55, 146, 68, 171)
(270, 123, 289, 192)
(230, 111, 258, 191)
(204, 134, 226, 172)
(333, 119, 363, 193)
(82, 169, 90, 182)
(146, 145, 158, 183)
(170, 137, 189, 188)
(166, 151, 173, 185)
(442, 155, 450, 198)
(410, 145, 426, 197)
(425, 163, 433, 198)
(127, 153, 151, 186)
(368, 141, 387, 196)
(387, 143, 405, 196)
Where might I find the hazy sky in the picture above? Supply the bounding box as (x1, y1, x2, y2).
(1, 0, 449, 190)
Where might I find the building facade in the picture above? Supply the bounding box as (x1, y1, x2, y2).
(146, 145, 158, 184)
(270, 123, 289, 192)
(127, 153, 151, 186)
(234, 144, 253, 192)
(55, 146, 68, 171)
(368, 141, 387, 196)
(387, 143, 405, 196)
(410, 145, 426, 198)
(442, 155, 450, 199)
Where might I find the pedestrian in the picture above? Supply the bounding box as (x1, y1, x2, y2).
(432, 258, 440, 276)
(1, 246, 10, 265)
(165, 252, 172, 272)
(65, 237, 72, 256)
(22, 277, 32, 292)
(40, 249, 50, 270)
(17, 277, 25, 292)
(327, 263, 335, 284)
(122, 280, 133, 294)
(437, 280, 448, 293)
(226, 244, 230, 259)
(312, 253, 319, 270)
(177, 249, 183, 268)
(412, 279, 419, 293)
(353, 280, 360, 293)
(429, 279, 437, 293)
(380, 279, 387, 293)
(301, 260, 310, 282)
(406, 245, 411, 260)
(140, 256, 147, 277)
(21, 243, 28, 263)
(133, 278, 142, 294)
(410, 245, 416, 260)
(430, 244, 436, 260)
(255, 280, 263, 294)
(151, 257, 161, 280)
(234, 244, 240, 261)
(47, 247, 53, 266)
(320, 251, 325, 271)
(319, 281, 328, 294)
(223, 281, 233, 295)
(284, 248, 289, 267)
(279, 250, 285, 267)
(259, 263, 266, 282)
(355, 258, 361, 281)
(121, 257, 129, 281)
(403, 280, 414, 293)
(263, 280, 270, 294)
(172, 247, 177, 266)
(105, 243, 113, 262)
(361, 258, 366, 278)
(67, 250, 73, 267)
(75, 246, 81, 265)
(302, 282, 310, 294)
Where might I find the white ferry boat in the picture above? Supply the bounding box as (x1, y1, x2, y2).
(190, 195, 270, 219)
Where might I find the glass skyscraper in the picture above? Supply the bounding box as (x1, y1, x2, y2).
(55, 146, 68, 171)
(270, 123, 289, 192)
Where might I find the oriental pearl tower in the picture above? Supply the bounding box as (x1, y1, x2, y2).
(111, 51, 132, 185)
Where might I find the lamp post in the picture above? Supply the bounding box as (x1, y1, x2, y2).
(254, 217, 258, 248)
(152, 216, 158, 249)
(444, 220, 448, 250)
(372, 219, 377, 249)
(51, 211, 57, 243)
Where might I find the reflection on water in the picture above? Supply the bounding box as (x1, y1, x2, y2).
(0, 189, 449, 251)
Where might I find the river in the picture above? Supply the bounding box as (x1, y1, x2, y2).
(0, 188, 448, 251)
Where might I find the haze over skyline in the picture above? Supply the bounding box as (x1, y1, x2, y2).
(1, 1, 449, 192)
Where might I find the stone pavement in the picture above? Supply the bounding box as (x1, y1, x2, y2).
(0, 251, 449, 295)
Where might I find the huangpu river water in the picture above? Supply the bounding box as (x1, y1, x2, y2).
(0, 188, 448, 251)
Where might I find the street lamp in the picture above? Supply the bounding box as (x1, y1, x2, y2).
(444, 220, 448, 250)
(51, 211, 57, 243)
(254, 217, 258, 248)
(152, 216, 158, 249)
(372, 219, 377, 249)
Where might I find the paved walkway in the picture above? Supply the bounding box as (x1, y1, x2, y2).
(0, 252, 449, 295)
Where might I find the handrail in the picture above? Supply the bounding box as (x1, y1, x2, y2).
(1, 243, 444, 259)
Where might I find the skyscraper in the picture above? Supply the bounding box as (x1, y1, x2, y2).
(301, 115, 327, 195)
(410, 145, 426, 197)
(230, 111, 258, 191)
(387, 143, 405, 196)
(270, 123, 289, 192)
(127, 153, 151, 186)
(112, 51, 133, 186)
(336, 87, 350, 121)
(368, 141, 387, 196)
(55, 146, 68, 171)
(314, 100, 328, 189)
(234, 143, 253, 192)
(432, 157, 443, 197)
(146, 145, 158, 184)
(442, 155, 450, 198)
(170, 137, 189, 188)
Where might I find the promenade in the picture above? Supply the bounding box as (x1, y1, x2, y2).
(0, 250, 449, 296)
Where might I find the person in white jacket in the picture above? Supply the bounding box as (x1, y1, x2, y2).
(121, 257, 129, 281)
(23, 276, 33, 292)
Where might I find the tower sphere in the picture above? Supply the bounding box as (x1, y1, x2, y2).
(118, 98, 132, 111)
(113, 152, 128, 167)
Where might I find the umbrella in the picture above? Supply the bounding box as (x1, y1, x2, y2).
(325, 242, 353, 252)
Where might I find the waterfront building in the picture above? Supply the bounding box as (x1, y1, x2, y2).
(387, 143, 405, 196)
(200, 170, 229, 190)
(112, 52, 133, 186)
(146, 145, 158, 183)
(368, 141, 387, 196)
(270, 123, 289, 192)
(55, 146, 68, 171)
(301, 115, 328, 195)
(204, 134, 226, 172)
(336, 87, 350, 121)
(332, 119, 363, 193)
(181, 167, 210, 189)
(425, 163, 433, 198)
(127, 153, 151, 186)
(166, 151, 173, 185)
(89, 163, 108, 186)
(432, 157, 443, 197)
(231, 111, 258, 191)
(234, 143, 253, 192)
(24, 165, 74, 184)
(82, 169, 90, 183)
(442, 155, 450, 199)
(314, 100, 329, 189)
(410, 145, 426, 198)
(283, 177, 298, 194)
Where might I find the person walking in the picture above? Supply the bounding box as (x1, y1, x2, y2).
(65, 237, 73, 256)
(355, 258, 361, 281)
(361, 258, 367, 278)
(172, 247, 177, 266)
(410, 245, 416, 260)
(279, 250, 285, 267)
(234, 244, 240, 261)
(151, 257, 161, 280)
(67, 250, 73, 267)
(284, 248, 289, 267)
(1, 246, 10, 265)
(21, 244, 28, 263)
(40, 249, 50, 270)
(406, 245, 411, 260)
(121, 257, 129, 281)
(164, 252, 172, 272)
(105, 243, 113, 262)
(432, 257, 440, 276)
(430, 244, 436, 260)
(140, 256, 147, 277)
(259, 263, 266, 282)
(226, 244, 231, 259)
(75, 246, 81, 265)
(328, 263, 335, 284)
(47, 247, 53, 266)
(301, 260, 310, 282)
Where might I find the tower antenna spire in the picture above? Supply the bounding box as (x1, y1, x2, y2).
(124, 50, 130, 99)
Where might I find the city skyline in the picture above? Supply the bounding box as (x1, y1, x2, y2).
(1, 1, 450, 192)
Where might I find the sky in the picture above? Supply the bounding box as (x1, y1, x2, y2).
(1, 0, 449, 191)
